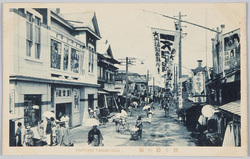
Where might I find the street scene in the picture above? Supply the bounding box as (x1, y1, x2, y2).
(71, 102, 196, 147)
(5, 3, 244, 149)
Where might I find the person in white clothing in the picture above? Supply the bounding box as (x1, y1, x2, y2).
(60, 114, 72, 145)
(147, 108, 153, 124)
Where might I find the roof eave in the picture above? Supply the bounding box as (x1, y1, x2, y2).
(75, 27, 101, 40)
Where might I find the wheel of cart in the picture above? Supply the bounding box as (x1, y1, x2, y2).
(117, 120, 130, 133)
(130, 127, 139, 140)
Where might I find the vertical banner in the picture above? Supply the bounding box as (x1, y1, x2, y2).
(178, 81, 183, 109)
(151, 28, 179, 90)
(223, 29, 240, 70)
(212, 28, 240, 74)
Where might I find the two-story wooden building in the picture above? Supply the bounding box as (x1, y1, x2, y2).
(97, 40, 120, 113)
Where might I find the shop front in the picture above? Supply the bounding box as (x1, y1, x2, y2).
(52, 86, 81, 128)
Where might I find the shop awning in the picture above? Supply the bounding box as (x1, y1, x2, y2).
(97, 91, 109, 94)
(103, 88, 120, 93)
(219, 100, 241, 116)
(10, 75, 100, 88)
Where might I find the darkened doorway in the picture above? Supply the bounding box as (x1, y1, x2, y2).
(88, 94, 94, 110)
(56, 103, 72, 127)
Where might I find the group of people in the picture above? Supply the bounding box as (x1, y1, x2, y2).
(15, 113, 73, 146)
(15, 122, 35, 146)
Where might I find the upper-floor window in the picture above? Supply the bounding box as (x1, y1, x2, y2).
(63, 45, 69, 71)
(88, 46, 94, 73)
(71, 48, 79, 73)
(51, 39, 62, 69)
(26, 12, 33, 57)
(97, 66, 100, 78)
(34, 16, 41, 59)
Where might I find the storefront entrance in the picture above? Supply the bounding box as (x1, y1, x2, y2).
(24, 95, 42, 127)
(56, 103, 72, 127)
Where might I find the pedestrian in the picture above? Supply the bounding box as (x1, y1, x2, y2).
(60, 114, 72, 145)
(151, 101, 155, 110)
(23, 126, 34, 146)
(94, 106, 100, 119)
(147, 108, 154, 124)
(88, 125, 104, 146)
(88, 108, 94, 118)
(121, 108, 128, 117)
(51, 117, 58, 146)
(37, 120, 44, 139)
(31, 109, 37, 126)
(133, 101, 138, 109)
(128, 105, 133, 116)
(135, 116, 143, 138)
(45, 117, 52, 146)
(164, 101, 169, 117)
(15, 122, 23, 146)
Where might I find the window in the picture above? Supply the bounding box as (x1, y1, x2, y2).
(88, 46, 94, 73)
(92, 49, 94, 72)
(51, 39, 62, 69)
(71, 48, 79, 73)
(34, 17, 41, 59)
(97, 66, 100, 78)
(63, 45, 69, 70)
(26, 12, 33, 57)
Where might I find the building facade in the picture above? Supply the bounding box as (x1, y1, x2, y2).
(205, 27, 241, 146)
(97, 40, 120, 113)
(8, 8, 101, 133)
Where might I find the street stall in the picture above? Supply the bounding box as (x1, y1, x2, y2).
(219, 100, 241, 147)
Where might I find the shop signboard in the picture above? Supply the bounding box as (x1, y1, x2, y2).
(223, 29, 240, 70)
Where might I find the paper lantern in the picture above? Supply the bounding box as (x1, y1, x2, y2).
(202, 105, 214, 118)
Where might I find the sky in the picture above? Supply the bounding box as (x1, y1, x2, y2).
(61, 3, 245, 86)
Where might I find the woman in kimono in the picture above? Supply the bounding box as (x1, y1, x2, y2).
(15, 122, 23, 146)
(88, 125, 103, 146)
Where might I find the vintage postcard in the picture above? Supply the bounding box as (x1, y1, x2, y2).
(2, 3, 247, 156)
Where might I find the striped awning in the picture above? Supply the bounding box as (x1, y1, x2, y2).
(219, 100, 241, 116)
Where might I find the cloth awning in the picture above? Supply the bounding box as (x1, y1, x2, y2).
(103, 88, 120, 93)
(219, 100, 241, 116)
(97, 91, 109, 94)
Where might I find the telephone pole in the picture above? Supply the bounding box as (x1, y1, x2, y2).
(146, 70, 149, 102)
(174, 12, 186, 109)
(125, 57, 129, 111)
(118, 57, 136, 111)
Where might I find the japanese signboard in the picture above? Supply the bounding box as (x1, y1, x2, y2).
(151, 28, 179, 90)
(151, 28, 179, 75)
(212, 28, 240, 75)
(223, 29, 240, 70)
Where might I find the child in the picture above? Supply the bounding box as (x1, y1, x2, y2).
(52, 123, 58, 146)
(24, 126, 34, 146)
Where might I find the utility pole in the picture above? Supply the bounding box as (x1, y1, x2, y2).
(146, 70, 149, 103)
(178, 12, 182, 78)
(174, 12, 186, 109)
(125, 57, 129, 111)
(118, 57, 136, 111)
(153, 77, 155, 103)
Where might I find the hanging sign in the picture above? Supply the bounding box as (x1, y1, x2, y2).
(151, 28, 179, 77)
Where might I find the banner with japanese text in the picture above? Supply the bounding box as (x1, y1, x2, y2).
(151, 28, 179, 90)
(223, 28, 240, 71)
